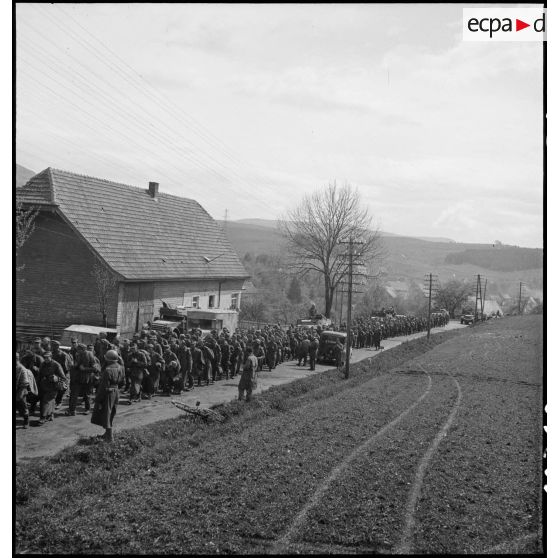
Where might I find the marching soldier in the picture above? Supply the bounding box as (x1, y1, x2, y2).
(238, 347, 258, 402)
(15, 353, 38, 429)
(51, 340, 73, 409)
(308, 335, 319, 371)
(91, 349, 125, 442)
(37, 351, 66, 425)
(66, 344, 96, 416)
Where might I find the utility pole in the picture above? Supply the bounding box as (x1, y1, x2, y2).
(339, 287, 344, 329)
(427, 274, 433, 339)
(346, 238, 354, 379)
(518, 281, 523, 315)
(338, 237, 365, 379)
(481, 277, 488, 318)
(474, 274, 482, 323)
(423, 273, 438, 340)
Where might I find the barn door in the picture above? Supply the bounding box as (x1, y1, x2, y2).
(120, 283, 155, 337)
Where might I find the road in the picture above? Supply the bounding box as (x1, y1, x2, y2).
(15, 321, 466, 461)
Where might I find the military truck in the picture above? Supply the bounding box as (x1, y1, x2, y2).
(296, 313, 332, 329)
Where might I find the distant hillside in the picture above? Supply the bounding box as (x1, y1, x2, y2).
(219, 221, 288, 256)
(444, 247, 543, 272)
(234, 218, 280, 229)
(230, 219, 454, 243)
(16, 164, 36, 188)
(221, 219, 543, 294)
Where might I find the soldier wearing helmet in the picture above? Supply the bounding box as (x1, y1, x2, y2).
(91, 349, 125, 442)
(65, 343, 97, 417)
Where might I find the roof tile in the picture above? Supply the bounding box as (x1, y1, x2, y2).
(16, 168, 249, 281)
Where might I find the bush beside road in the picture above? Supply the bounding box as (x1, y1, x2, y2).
(15, 317, 542, 554)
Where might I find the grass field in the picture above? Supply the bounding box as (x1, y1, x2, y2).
(15, 316, 543, 554)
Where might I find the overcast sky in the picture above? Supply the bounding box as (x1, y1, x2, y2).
(16, 3, 543, 247)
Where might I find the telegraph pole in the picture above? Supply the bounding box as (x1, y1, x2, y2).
(481, 277, 488, 318)
(423, 273, 438, 340)
(338, 237, 365, 379)
(427, 274, 433, 339)
(345, 238, 354, 379)
(339, 287, 344, 329)
(518, 281, 523, 315)
(473, 274, 481, 323)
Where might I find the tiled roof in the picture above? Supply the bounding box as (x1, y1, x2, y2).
(16, 168, 249, 281)
(16, 168, 57, 206)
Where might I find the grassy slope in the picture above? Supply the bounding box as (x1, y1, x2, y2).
(15, 317, 543, 554)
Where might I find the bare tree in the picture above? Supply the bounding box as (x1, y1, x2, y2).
(279, 182, 383, 318)
(92, 258, 118, 327)
(15, 201, 38, 274)
(239, 297, 268, 323)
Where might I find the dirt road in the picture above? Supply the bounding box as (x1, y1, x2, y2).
(15, 322, 464, 461)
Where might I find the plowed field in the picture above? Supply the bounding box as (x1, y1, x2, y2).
(15, 316, 543, 554)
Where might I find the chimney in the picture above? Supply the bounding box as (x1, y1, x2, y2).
(148, 181, 159, 198)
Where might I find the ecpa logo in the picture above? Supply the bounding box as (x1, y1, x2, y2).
(463, 8, 546, 42)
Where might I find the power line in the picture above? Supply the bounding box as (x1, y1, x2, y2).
(54, 4, 253, 172)
(17, 33, 257, 199)
(17, 19, 267, 214)
(17, 63, 200, 190)
(27, 5, 273, 204)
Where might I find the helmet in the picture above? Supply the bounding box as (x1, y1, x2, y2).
(105, 350, 119, 362)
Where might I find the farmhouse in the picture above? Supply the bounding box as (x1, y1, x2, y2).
(16, 168, 249, 340)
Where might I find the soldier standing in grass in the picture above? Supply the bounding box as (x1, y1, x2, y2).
(238, 347, 258, 402)
(91, 349, 125, 442)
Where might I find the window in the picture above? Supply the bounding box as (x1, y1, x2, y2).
(208, 295, 215, 308)
(230, 293, 239, 310)
(192, 296, 199, 309)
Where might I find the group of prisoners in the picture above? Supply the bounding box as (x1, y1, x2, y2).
(15, 310, 449, 426)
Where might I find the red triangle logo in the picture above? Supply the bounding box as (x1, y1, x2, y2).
(516, 19, 530, 31)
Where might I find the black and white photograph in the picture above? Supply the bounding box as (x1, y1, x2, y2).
(14, 3, 546, 555)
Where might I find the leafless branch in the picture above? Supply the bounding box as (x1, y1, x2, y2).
(278, 182, 384, 317)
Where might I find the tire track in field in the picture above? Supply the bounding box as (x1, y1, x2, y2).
(394, 363, 462, 555)
(270, 370, 433, 554)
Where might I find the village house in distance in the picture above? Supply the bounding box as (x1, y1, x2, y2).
(16, 168, 250, 342)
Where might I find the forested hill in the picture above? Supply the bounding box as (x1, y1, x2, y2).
(444, 247, 543, 272)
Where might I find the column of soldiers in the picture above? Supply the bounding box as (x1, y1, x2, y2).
(15, 311, 448, 429)
(346, 311, 450, 350)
